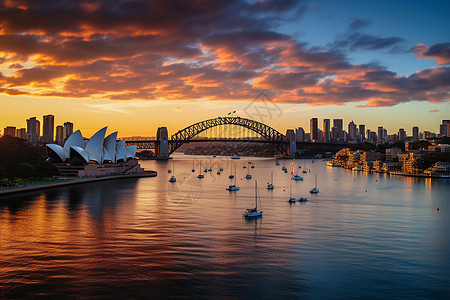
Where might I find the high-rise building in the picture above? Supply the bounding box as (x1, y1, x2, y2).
(333, 119, 343, 141)
(398, 128, 406, 141)
(310, 118, 318, 141)
(323, 119, 330, 143)
(295, 127, 305, 142)
(43, 114, 54, 143)
(4, 126, 16, 137)
(17, 128, 26, 139)
(63, 122, 74, 140)
(377, 126, 384, 141)
(348, 121, 357, 140)
(440, 120, 450, 137)
(412, 126, 419, 140)
(359, 124, 365, 141)
(26, 117, 40, 144)
(55, 125, 64, 145)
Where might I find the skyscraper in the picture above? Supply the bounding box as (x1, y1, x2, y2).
(359, 124, 365, 141)
(16, 128, 26, 139)
(323, 119, 330, 143)
(348, 121, 357, 140)
(56, 125, 64, 145)
(26, 117, 40, 144)
(412, 126, 419, 140)
(310, 118, 318, 141)
(333, 119, 343, 141)
(398, 128, 406, 141)
(63, 122, 74, 140)
(440, 120, 450, 137)
(377, 126, 384, 141)
(4, 126, 16, 137)
(43, 114, 54, 143)
(295, 127, 305, 142)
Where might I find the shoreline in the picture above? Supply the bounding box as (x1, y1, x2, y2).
(327, 165, 449, 179)
(0, 171, 157, 197)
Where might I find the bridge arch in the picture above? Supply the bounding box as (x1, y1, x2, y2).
(169, 116, 287, 155)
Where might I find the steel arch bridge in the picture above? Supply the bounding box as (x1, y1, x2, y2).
(169, 116, 287, 155)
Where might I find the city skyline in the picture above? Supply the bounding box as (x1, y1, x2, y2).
(0, 0, 449, 136)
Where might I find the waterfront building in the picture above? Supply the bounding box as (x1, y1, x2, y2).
(295, 127, 305, 142)
(386, 148, 402, 160)
(26, 117, 40, 144)
(16, 128, 26, 139)
(412, 126, 419, 141)
(310, 118, 318, 141)
(55, 125, 64, 145)
(63, 122, 74, 140)
(3, 126, 16, 137)
(43, 114, 54, 143)
(46, 127, 141, 177)
(398, 128, 406, 141)
(424, 162, 450, 176)
(348, 121, 357, 141)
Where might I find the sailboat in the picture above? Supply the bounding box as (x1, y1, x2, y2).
(242, 180, 263, 218)
(229, 163, 235, 179)
(197, 161, 204, 178)
(245, 163, 252, 179)
(169, 161, 176, 182)
(291, 159, 303, 181)
(191, 161, 195, 172)
(288, 179, 297, 202)
(309, 174, 319, 194)
(281, 160, 287, 171)
(275, 160, 280, 166)
(267, 171, 274, 189)
(226, 164, 239, 191)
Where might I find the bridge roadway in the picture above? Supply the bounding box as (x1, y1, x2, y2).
(124, 138, 347, 150)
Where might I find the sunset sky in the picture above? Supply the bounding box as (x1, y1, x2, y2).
(0, 0, 449, 137)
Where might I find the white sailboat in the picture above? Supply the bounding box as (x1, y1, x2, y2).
(191, 161, 195, 172)
(197, 161, 204, 178)
(226, 164, 239, 191)
(245, 163, 252, 179)
(309, 174, 319, 194)
(288, 179, 297, 202)
(291, 159, 303, 181)
(169, 161, 176, 182)
(267, 171, 274, 189)
(242, 180, 263, 218)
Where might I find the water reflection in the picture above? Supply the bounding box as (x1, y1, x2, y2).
(0, 157, 449, 299)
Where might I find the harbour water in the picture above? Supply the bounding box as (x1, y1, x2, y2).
(1, 156, 449, 299)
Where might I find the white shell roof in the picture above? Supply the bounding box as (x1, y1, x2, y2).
(70, 146, 90, 164)
(63, 130, 84, 158)
(104, 132, 118, 163)
(116, 140, 127, 162)
(85, 127, 107, 164)
(46, 144, 66, 162)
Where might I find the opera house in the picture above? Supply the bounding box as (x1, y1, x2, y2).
(46, 127, 146, 177)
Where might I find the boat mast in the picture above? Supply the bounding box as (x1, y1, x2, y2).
(255, 180, 258, 209)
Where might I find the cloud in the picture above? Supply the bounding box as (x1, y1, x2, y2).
(0, 0, 448, 108)
(429, 109, 439, 113)
(412, 42, 450, 64)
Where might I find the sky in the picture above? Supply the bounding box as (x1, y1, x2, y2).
(0, 0, 449, 138)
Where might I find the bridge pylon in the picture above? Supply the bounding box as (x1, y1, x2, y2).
(156, 127, 169, 159)
(286, 129, 297, 157)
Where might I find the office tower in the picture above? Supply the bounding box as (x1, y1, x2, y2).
(398, 128, 406, 141)
(310, 118, 318, 141)
(377, 127, 383, 141)
(359, 124, 365, 141)
(295, 127, 305, 142)
(43, 114, 54, 143)
(56, 125, 64, 145)
(383, 129, 387, 140)
(440, 120, 450, 137)
(348, 121, 357, 140)
(412, 126, 419, 140)
(63, 122, 74, 140)
(333, 119, 343, 141)
(323, 119, 330, 143)
(26, 117, 40, 144)
(17, 128, 26, 139)
(4, 126, 16, 137)
(331, 126, 339, 141)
